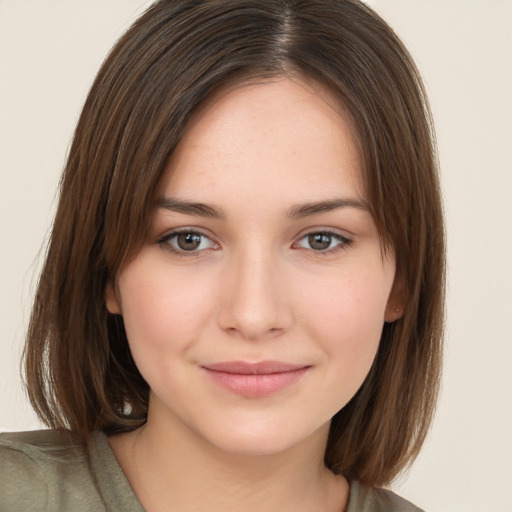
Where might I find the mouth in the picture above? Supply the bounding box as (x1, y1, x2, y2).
(201, 360, 311, 398)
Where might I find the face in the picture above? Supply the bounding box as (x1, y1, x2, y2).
(107, 77, 401, 457)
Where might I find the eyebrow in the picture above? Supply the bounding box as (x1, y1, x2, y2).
(156, 197, 226, 219)
(156, 196, 367, 220)
(286, 198, 368, 219)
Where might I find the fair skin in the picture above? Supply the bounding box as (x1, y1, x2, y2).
(107, 77, 402, 512)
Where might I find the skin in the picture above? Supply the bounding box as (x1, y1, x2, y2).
(107, 77, 402, 512)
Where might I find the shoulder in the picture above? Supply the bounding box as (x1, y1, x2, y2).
(0, 429, 88, 471)
(0, 430, 106, 511)
(0, 430, 51, 511)
(348, 480, 425, 512)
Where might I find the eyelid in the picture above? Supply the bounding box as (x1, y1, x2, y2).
(156, 226, 353, 258)
(293, 225, 353, 242)
(293, 229, 353, 254)
(157, 227, 220, 256)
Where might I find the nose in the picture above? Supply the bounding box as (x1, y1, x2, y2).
(218, 248, 292, 341)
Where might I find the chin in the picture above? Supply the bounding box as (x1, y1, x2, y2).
(190, 414, 330, 459)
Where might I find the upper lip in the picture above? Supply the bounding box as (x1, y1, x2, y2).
(201, 361, 309, 375)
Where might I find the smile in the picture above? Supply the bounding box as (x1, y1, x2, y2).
(201, 361, 311, 398)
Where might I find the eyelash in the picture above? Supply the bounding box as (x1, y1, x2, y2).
(293, 230, 353, 256)
(157, 229, 352, 257)
(158, 229, 219, 257)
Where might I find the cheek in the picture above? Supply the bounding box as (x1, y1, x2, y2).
(305, 269, 389, 333)
(301, 270, 391, 386)
(117, 258, 214, 365)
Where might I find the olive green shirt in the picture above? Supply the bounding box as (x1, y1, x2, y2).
(0, 430, 424, 511)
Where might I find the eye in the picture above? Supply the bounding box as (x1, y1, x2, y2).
(159, 230, 218, 254)
(295, 231, 352, 253)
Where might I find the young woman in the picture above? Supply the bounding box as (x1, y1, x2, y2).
(0, 1, 444, 511)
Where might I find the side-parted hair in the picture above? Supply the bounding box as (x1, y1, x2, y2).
(24, 0, 444, 486)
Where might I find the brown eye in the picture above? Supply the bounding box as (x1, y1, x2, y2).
(159, 230, 217, 254)
(308, 233, 333, 251)
(176, 232, 202, 251)
(296, 231, 351, 253)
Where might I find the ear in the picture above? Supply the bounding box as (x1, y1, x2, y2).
(385, 275, 404, 323)
(105, 282, 122, 315)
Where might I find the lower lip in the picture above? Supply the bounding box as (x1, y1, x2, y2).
(202, 367, 309, 398)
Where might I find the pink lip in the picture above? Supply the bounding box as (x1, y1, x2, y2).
(201, 361, 310, 398)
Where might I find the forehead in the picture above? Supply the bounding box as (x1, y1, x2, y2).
(160, 77, 364, 208)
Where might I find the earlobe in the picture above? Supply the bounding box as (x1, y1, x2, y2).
(385, 277, 404, 323)
(385, 303, 403, 323)
(105, 282, 122, 314)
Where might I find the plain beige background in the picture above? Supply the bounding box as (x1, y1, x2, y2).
(1, 2, 511, 511)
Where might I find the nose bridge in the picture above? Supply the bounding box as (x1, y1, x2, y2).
(219, 242, 290, 340)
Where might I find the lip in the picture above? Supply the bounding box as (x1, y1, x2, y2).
(201, 360, 310, 398)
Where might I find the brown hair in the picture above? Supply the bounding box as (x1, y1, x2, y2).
(24, 0, 444, 486)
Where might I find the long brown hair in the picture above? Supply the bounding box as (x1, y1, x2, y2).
(24, 0, 444, 486)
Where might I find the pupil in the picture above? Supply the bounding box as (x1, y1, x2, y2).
(309, 234, 331, 251)
(177, 233, 201, 250)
